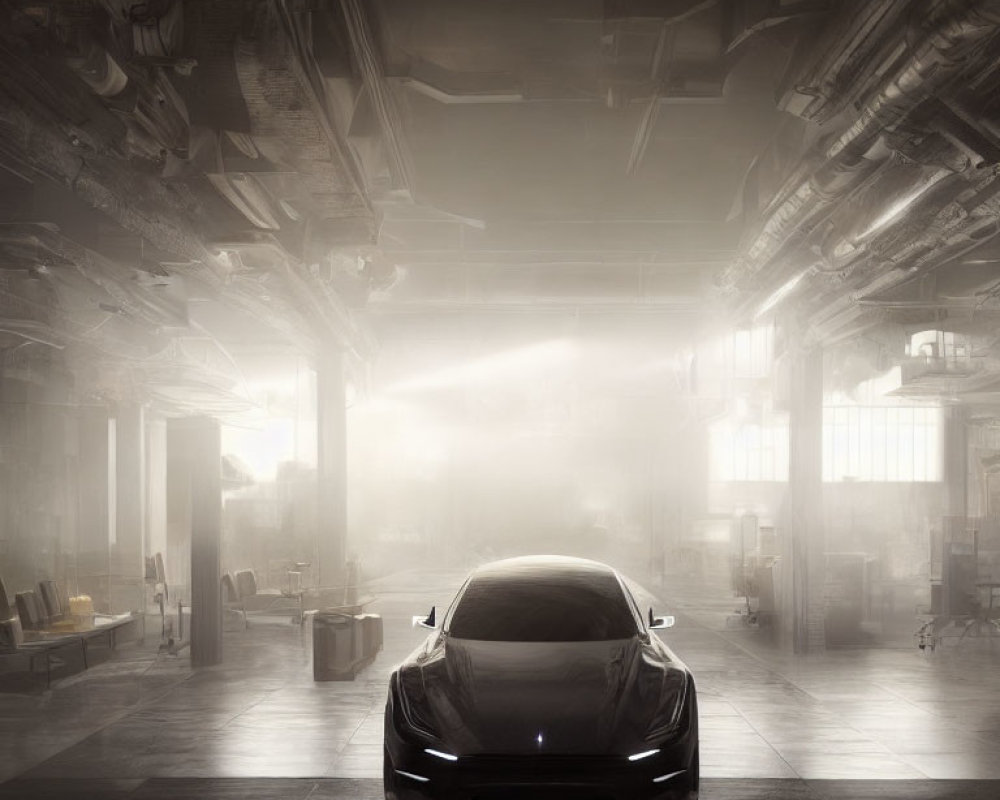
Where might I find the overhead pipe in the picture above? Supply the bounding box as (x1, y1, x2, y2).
(272, 0, 376, 221)
(814, 160, 960, 273)
(211, 235, 371, 360)
(390, 77, 525, 105)
(0, 223, 188, 329)
(808, 203, 1000, 339)
(340, 0, 418, 196)
(777, 1, 903, 121)
(826, 0, 1000, 160)
(725, 0, 1000, 291)
(0, 321, 65, 349)
(0, 63, 231, 288)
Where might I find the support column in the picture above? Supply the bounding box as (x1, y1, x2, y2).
(944, 407, 968, 520)
(788, 347, 825, 654)
(941, 406, 969, 616)
(673, 418, 708, 575)
(166, 424, 191, 602)
(191, 417, 222, 666)
(316, 351, 347, 589)
(146, 416, 168, 566)
(112, 404, 145, 613)
(77, 405, 112, 612)
(167, 417, 222, 666)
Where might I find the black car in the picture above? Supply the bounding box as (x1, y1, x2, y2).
(384, 555, 699, 800)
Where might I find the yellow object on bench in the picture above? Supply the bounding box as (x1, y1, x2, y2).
(69, 595, 95, 630)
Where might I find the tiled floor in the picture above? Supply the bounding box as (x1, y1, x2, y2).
(2, 566, 1000, 799)
(2, 778, 1000, 800)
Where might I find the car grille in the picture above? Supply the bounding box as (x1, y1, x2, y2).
(472, 792, 614, 800)
(461, 754, 623, 775)
(456, 754, 631, 799)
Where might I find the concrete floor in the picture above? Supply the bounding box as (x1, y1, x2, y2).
(2, 568, 999, 799)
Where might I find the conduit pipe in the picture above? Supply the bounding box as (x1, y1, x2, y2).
(340, 0, 418, 195)
(726, 0, 1000, 289)
(815, 161, 959, 272)
(826, 0, 1000, 160)
(0, 321, 65, 349)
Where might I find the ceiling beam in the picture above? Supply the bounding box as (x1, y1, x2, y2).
(340, 0, 417, 196)
(366, 299, 704, 316)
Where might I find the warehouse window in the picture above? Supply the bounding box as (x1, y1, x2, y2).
(710, 417, 789, 482)
(822, 406, 942, 482)
(726, 324, 774, 379)
(907, 330, 969, 364)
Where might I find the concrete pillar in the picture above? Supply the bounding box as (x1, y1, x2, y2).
(316, 351, 347, 588)
(77, 405, 112, 612)
(677, 420, 707, 564)
(166, 424, 192, 602)
(787, 347, 825, 654)
(646, 443, 664, 583)
(944, 407, 968, 519)
(146, 416, 168, 565)
(190, 417, 223, 666)
(112, 404, 145, 612)
(941, 406, 969, 616)
(166, 417, 223, 666)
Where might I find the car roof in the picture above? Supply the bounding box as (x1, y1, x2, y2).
(470, 555, 621, 582)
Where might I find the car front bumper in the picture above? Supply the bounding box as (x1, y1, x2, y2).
(387, 754, 694, 800)
(385, 697, 697, 800)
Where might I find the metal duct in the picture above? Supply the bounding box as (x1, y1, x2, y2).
(726, 0, 1000, 290)
(340, 0, 417, 196)
(65, 43, 129, 98)
(0, 320, 65, 349)
(0, 223, 188, 329)
(827, 0, 1000, 160)
(815, 159, 958, 272)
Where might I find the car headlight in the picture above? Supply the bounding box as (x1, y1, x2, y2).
(395, 670, 441, 741)
(644, 673, 687, 742)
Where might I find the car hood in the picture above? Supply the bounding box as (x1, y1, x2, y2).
(399, 634, 687, 755)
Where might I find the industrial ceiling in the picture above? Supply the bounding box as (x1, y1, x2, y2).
(1, 0, 1000, 414)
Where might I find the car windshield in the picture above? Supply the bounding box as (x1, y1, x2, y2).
(447, 573, 639, 642)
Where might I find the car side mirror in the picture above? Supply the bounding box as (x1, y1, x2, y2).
(648, 607, 675, 630)
(412, 605, 437, 629)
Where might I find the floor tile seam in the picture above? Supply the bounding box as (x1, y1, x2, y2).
(302, 779, 326, 799)
(127, 672, 248, 755)
(102, 655, 199, 717)
(0, 746, 101, 786)
(7, 676, 190, 780)
(3, 661, 199, 783)
(662, 598, 911, 774)
(661, 596, 829, 710)
(217, 681, 292, 730)
(716, 685, 804, 780)
(809, 707, 912, 760)
(713, 638, 931, 720)
(342, 698, 378, 752)
(866, 679, 950, 717)
(120, 776, 148, 797)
